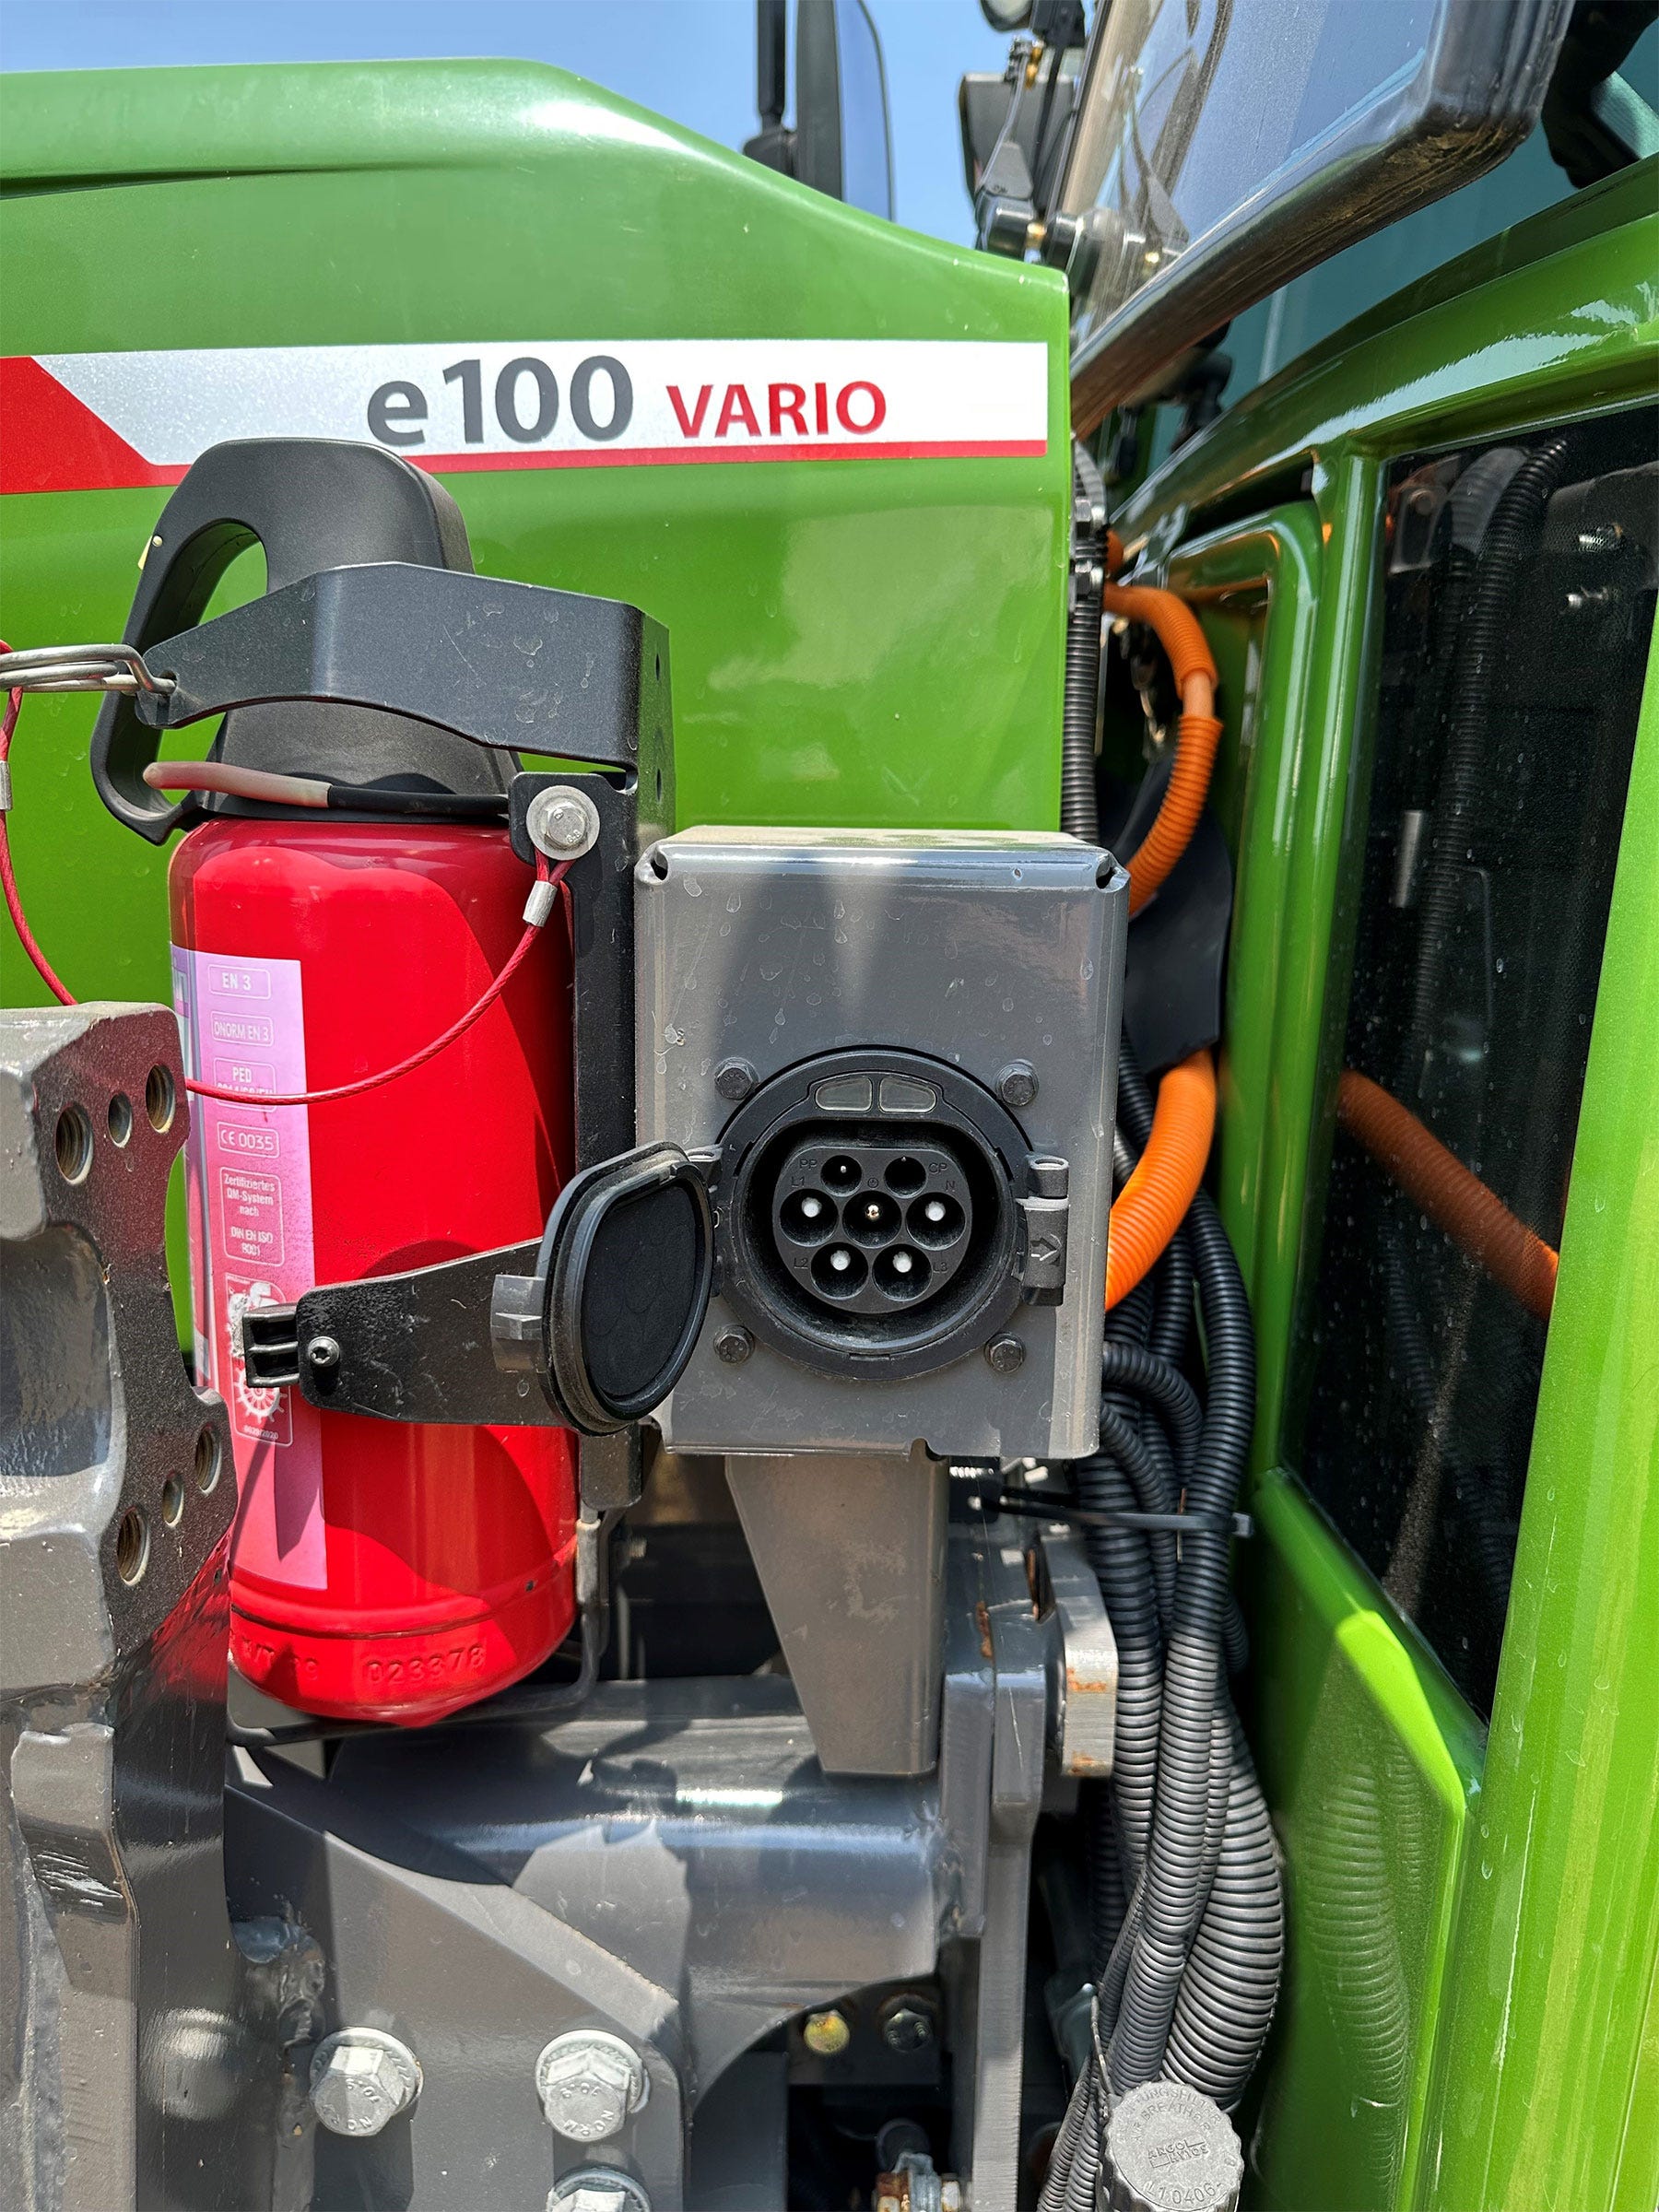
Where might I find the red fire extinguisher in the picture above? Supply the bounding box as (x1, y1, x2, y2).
(92, 441, 578, 1724)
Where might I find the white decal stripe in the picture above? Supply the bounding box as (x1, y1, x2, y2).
(39, 340, 1049, 466)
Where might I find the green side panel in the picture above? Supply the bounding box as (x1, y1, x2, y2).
(1159, 510, 1481, 2210)
(0, 59, 1069, 982)
(0, 58, 1068, 1329)
(1248, 1473, 1480, 2212)
(1105, 172, 1659, 2211)
(1413, 611, 1659, 2212)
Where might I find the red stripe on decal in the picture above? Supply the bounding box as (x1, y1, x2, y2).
(0, 357, 182, 495)
(414, 439, 1048, 472)
(0, 358, 1046, 494)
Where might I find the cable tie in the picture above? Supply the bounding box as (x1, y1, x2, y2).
(996, 1493, 1252, 1540)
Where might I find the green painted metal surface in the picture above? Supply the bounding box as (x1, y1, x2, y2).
(0, 57, 1069, 1010)
(1150, 507, 1482, 2209)
(0, 58, 1068, 1329)
(1109, 165, 1658, 2209)
(3, 51, 1656, 2212)
(1413, 607, 1659, 2212)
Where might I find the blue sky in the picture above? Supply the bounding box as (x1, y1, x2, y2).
(0, 1, 1012, 245)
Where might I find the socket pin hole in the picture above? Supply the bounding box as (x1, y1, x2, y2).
(884, 1156, 927, 1194)
(821, 1155, 862, 1193)
(107, 1092, 134, 1147)
(910, 1194, 966, 1247)
(811, 1244, 867, 1298)
(160, 1477, 184, 1529)
(55, 1103, 94, 1183)
(780, 1189, 835, 1243)
(875, 1247, 932, 1300)
(845, 1190, 900, 1245)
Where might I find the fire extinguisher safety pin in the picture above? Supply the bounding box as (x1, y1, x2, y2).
(0, 641, 173, 697)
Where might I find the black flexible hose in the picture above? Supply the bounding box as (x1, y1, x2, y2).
(1100, 1342, 1202, 1481)
(1165, 1718, 1284, 2108)
(1045, 1036, 1279, 2195)
(1106, 1041, 1267, 2093)
(1150, 1223, 1194, 1365)
(1097, 1402, 1177, 1607)
(1077, 1459, 1163, 1885)
(1061, 443, 1104, 841)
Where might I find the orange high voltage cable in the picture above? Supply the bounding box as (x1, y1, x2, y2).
(1337, 1070, 1559, 1320)
(1105, 1049, 1217, 1309)
(1100, 575, 1222, 917)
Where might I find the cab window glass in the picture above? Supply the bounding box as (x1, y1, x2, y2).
(1292, 409, 1656, 1717)
(1138, 22, 1658, 472)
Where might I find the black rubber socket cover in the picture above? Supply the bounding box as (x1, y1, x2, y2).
(535, 1142, 714, 1433)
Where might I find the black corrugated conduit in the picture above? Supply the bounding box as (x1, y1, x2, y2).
(1060, 441, 1105, 841)
(1041, 1041, 1283, 2206)
(1106, 1046, 1263, 2094)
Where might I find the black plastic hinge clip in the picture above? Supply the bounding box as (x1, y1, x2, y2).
(1019, 1155, 1070, 1301)
(241, 1303, 300, 1389)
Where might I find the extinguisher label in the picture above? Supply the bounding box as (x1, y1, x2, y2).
(3, 339, 1049, 494)
(172, 945, 327, 1589)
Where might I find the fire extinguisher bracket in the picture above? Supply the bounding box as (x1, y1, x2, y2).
(243, 1143, 713, 1437)
(134, 562, 670, 779)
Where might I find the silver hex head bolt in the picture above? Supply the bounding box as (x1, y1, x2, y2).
(878, 1996, 936, 2053)
(714, 1057, 758, 1101)
(997, 1060, 1039, 1110)
(714, 1324, 754, 1366)
(526, 785, 601, 860)
(309, 2028, 421, 2137)
(984, 1335, 1026, 1375)
(535, 2030, 650, 2145)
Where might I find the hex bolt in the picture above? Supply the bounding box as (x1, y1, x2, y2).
(547, 2171, 653, 2212)
(713, 1057, 758, 1102)
(997, 1060, 1039, 1110)
(713, 1325, 754, 1366)
(802, 2007, 853, 2058)
(984, 1335, 1026, 1375)
(305, 1335, 342, 1375)
(535, 2030, 650, 2145)
(526, 785, 601, 860)
(878, 1997, 936, 2053)
(308, 2028, 421, 2137)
